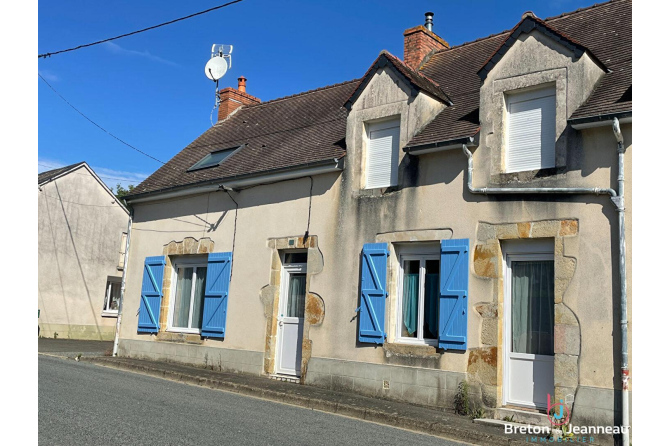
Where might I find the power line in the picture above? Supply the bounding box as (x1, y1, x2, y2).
(38, 0, 245, 59)
(38, 73, 167, 165)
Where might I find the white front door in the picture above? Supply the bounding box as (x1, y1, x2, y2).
(503, 243, 555, 409)
(276, 261, 307, 377)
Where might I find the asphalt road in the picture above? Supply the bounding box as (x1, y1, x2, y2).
(39, 355, 468, 446)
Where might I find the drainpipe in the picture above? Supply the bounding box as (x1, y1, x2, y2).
(462, 127, 629, 443)
(611, 117, 629, 446)
(112, 206, 133, 357)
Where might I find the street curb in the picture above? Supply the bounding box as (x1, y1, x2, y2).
(81, 357, 527, 446)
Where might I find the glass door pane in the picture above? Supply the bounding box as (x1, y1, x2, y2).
(511, 260, 554, 355)
(286, 274, 306, 318)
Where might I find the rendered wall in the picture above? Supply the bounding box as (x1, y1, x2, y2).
(38, 167, 129, 340)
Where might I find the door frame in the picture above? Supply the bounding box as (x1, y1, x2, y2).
(275, 257, 307, 376)
(502, 240, 554, 409)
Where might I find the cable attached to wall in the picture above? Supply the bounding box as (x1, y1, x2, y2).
(223, 188, 239, 279)
(304, 176, 313, 241)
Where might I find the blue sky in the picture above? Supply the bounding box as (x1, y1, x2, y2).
(38, 0, 599, 190)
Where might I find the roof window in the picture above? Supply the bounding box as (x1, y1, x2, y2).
(187, 146, 242, 172)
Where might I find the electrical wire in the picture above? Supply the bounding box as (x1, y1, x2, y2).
(39, 73, 167, 165)
(224, 189, 239, 280)
(38, 0, 246, 59)
(304, 176, 313, 241)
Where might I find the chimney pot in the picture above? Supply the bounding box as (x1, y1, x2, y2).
(424, 12, 434, 32)
(238, 76, 247, 93)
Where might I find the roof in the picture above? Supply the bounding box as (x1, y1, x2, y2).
(129, 80, 358, 198)
(38, 162, 86, 185)
(407, 0, 631, 148)
(38, 161, 130, 214)
(130, 0, 631, 199)
(344, 50, 452, 110)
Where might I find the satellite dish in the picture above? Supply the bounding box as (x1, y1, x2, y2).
(205, 56, 228, 81)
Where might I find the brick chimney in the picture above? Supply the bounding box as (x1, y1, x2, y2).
(403, 12, 449, 69)
(217, 76, 261, 121)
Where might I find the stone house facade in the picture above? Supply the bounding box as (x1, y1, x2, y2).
(118, 1, 632, 442)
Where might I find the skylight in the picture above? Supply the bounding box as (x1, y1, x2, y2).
(187, 146, 242, 172)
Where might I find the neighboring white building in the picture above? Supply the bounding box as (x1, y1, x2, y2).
(38, 162, 129, 340)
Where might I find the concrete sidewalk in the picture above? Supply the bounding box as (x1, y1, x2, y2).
(38, 338, 112, 356)
(56, 353, 533, 445)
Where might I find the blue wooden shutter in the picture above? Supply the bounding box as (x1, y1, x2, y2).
(201, 252, 232, 338)
(137, 256, 166, 333)
(358, 243, 388, 344)
(438, 239, 469, 351)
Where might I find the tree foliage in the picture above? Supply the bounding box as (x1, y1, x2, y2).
(115, 183, 135, 200)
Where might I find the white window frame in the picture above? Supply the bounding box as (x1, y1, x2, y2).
(365, 117, 401, 189)
(395, 245, 440, 346)
(505, 85, 556, 173)
(167, 257, 208, 334)
(101, 277, 122, 317)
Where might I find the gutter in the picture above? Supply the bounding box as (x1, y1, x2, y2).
(569, 111, 632, 130)
(126, 158, 344, 204)
(404, 135, 477, 155)
(112, 205, 133, 357)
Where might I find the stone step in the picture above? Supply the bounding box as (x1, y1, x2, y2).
(495, 407, 552, 427)
(268, 374, 300, 384)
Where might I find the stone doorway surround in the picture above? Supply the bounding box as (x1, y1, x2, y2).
(470, 219, 580, 411)
(260, 235, 325, 382)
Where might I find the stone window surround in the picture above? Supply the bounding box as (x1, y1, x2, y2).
(489, 68, 568, 183)
(469, 219, 580, 410)
(351, 102, 408, 195)
(155, 237, 215, 345)
(376, 228, 454, 363)
(259, 235, 325, 383)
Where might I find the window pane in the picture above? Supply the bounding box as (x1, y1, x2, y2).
(286, 274, 306, 318)
(285, 252, 307, 264)
(173, 267, 193, 328)
(423, 260, 440, 339)
(402, 260, 419, 338)
(191, 267, 207, 329)
(511, 260, 554, 355)
(109, 282, 121, 311)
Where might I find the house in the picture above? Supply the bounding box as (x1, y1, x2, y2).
(38, 162, 130, 340)
(117, 0, 632, 440)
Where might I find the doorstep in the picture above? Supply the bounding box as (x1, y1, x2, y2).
(269, 374, 300, 384)
(495, 406, 552, 427)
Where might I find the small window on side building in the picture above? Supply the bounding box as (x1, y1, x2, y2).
(102, 277, 122, 317)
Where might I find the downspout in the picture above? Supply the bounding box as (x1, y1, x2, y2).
(462, 125, 629, 442)
(112, 205, 133, 357)
(611, 117, 629, 446)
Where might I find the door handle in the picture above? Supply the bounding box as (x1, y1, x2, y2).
(279, 321, 283, 327)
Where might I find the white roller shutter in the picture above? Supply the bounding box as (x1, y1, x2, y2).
(366, 119, 400, 189)
(506, 88, 556, 173)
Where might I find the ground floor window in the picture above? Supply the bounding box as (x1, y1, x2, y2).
(102, 277, 122, 316)
(169, 259, 208, 333)
(397, 248, 440, 345)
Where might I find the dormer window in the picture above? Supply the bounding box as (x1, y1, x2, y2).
(365, 118, 400, 189)
(505, 86, 556, 173)
(187, 145, 242, 172)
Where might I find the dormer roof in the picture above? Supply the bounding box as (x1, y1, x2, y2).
(477, 12, 609, 81)
(344, 50, 452, 111)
